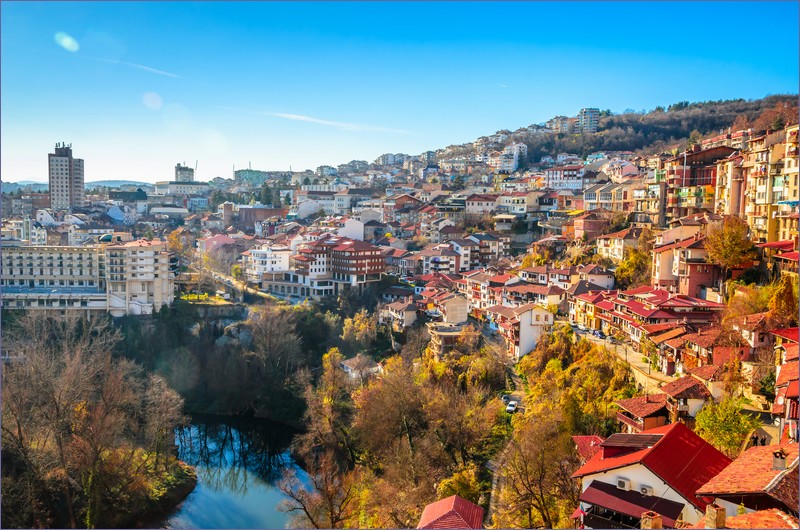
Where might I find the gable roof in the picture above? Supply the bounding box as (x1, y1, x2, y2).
(572, 435, 605, 462)
(614, 394, 668, 418)
(660, 375, 712, 400)
(579, 480, 685, 527)
(416, 495, 484, 529)
(572, 423, 731, 510)
(770, 327, 799, 344)
(691, 508, 799, 529)
(696, 444, 799, 510)
(688, 364, 721, 382)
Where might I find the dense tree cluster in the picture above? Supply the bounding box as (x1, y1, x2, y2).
(1, 314, 189, 529)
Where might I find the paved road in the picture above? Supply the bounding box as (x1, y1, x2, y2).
(574, 327, 674, 392)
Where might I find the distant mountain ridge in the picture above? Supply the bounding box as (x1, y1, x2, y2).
(84, 180, 153, 188)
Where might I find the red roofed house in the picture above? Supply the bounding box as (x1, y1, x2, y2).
(773, 345, 799, 443)
(659, 375, 713, 426)
(571, 423, 731, 528)
(650, 234, 721, 298)
(614, 394, 669, 434)
(416, 495, 484, 529)
(573, 435, 605, 464)
(484, 303, 553, 361)
(691, 506, 799, 529)
(696, 444, 798, 517)
(596, 227, 645, 262)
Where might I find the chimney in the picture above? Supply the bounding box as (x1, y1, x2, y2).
(641, 511, 663, 529)
(773, 448, 788, 470)
(704, 504, 726, 529)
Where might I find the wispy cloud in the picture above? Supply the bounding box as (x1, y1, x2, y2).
(497, 83, 509, 88)
(271, 113, 408, 134)
(91, 56, 181, 78)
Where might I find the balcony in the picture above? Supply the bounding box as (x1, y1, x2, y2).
(582, 512, 637, 530)
(616, 412, 644, 432)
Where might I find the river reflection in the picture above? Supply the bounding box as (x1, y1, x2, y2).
(155, 414, 303, 529)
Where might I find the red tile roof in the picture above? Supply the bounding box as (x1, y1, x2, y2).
(696, 445, 798, 509)
(756, 239, 796, 250)
(682, 328, 721, 349)
(770, 327, 799, 343)
(572, 435, 605, 462)
(416, 495, 484, 529)
(659, 375, 712, 400)
(691, 508, 799, 529)
(688, 365, 721, 382)
(614, 394, 668, 418)
(786, 380, 799, 399)
(711, 346, 751, 367)
(775, 250, 799, 261)
(777, 361, 799, 387)
(572, 423, 731, 510)
(579, 480, 685, 527)
(783, 343, 799, 362)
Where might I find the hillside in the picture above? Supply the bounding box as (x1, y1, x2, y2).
(438, 94, 799, 165)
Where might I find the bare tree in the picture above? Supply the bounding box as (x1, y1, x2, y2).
(278, 450, 359, 529)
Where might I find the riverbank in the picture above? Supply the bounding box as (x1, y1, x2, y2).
(119, 456, 198, 529)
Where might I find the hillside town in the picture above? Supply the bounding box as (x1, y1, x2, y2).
(2, 114, 799, 530)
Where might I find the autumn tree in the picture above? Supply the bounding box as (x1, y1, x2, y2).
(615, 246, 651, 289)
(341, 309, 378, 352)
(768, 275, 799, 328)
(231, 263, 244, 283)
(167, 229, 193, 261)
(694, 396, 760, 458)
(493, 407, 580, 529)
(294, 348, 358, 468)
(704, 216, 757, 299)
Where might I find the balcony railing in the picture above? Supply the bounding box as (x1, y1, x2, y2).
(582, 512, 637, 529)
(616, 412, 644, 432)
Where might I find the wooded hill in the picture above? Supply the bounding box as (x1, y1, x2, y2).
(440, 94, 799, 165)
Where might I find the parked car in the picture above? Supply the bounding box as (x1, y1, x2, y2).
(577, 324, 587, 332)
(506, 401, 518, 413)
(501, 394, 511, 404)
(593, 330, 606, 339)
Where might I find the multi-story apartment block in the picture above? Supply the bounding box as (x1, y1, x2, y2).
(651, 233, 722, 298)
(713, 151, 745, 218)
(743, 131, 785, 243)
(242, 244, 292, 282)
(104, 240, 175, 317)
(631, 170, 667, 228)
(777, 124, 799, 242)
(664, 145, 735, 224)
(1, 239, 175, 317)
(545, 165, 590, 190)
(577, 107, 600, 134)
(261, 236, 385, 300)
(546, 116, 575, 134)
(174, 163, 195, 182)
(48, 143, 85, 210)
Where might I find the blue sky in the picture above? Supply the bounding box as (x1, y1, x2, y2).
(2, 1, 798, 183)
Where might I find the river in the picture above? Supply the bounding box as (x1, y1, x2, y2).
(154, 414, 306, 529)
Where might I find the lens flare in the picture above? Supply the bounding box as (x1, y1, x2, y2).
(142, 92, 163, 110)
(54, 32, 79, 52)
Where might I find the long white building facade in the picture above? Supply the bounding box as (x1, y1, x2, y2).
(0, 239, 176, 317)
